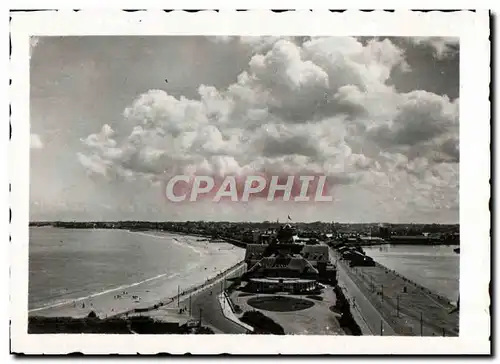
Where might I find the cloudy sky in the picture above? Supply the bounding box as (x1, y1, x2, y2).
(30, 36, 459, 223)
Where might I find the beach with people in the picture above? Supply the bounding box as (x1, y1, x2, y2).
(28, 228, 245, 319)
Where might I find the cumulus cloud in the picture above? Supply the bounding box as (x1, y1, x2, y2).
(30, 133, 44, 149)
(207, 36, 291, 54)
(368, 91, 459, 162)
(78, 36, 458, 209)
(77, 152, 110, 177)
(409, 37, 459, 59)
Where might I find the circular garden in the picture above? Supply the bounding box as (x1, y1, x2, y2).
(247, 296, 315, 312)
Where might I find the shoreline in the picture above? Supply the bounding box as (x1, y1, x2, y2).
(111, 260, 246, 319)
(332, 249, 459, 336)
(29, 261, 247, 334)
(29, 230, 245, 319)
(362, 246, 459, 303)
(371, 261, 456, 305)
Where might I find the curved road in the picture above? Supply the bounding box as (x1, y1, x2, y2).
(190, 283, 248, 334)
(178, 265, 249, 334)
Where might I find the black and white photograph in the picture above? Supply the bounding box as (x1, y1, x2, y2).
(9, 10, 490, 355)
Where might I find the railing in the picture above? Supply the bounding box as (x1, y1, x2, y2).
(340, 258, 458, 336)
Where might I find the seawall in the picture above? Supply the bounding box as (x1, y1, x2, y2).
(117, 260, 246, 319)
(331, 248, 458, 336)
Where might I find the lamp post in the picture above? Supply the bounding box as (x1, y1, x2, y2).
(420, 312, 423, 336)
(396, 295, 399, 317)
(396, 295, 400, 317)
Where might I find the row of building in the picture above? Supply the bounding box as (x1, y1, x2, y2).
(330, 243, 376, 267)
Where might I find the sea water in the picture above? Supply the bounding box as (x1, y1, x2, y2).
(363, 244, 459, 302)
(29, 228, 203, 310)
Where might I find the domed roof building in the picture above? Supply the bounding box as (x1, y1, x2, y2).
(276, 223, 296, 244)
(242, 222, 337, 293)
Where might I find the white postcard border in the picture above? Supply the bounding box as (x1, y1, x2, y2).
(9, 10, 491, 355)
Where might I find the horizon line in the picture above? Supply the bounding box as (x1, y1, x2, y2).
(29, 220, 460, 225)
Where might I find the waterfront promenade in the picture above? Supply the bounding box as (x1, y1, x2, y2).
(328, 246, 459, 336)
(136, 261, 249, 334)
(177, 263, 249, 334)
(335, 258, 395, 335)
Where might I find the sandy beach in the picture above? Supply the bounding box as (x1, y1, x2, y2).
(29, 231, 245, 319)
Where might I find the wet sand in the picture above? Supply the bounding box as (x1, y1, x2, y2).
(29, 232, 245, 319)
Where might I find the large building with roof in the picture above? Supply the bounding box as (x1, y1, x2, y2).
(242, 224, 337, 293)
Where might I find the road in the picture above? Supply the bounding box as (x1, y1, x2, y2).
(328, 247, 395, 336)
(178, 264, 249, 334)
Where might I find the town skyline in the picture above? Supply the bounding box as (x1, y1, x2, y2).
(29, 219, 459, 226)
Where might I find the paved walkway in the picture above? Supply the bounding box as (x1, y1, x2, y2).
(328, 244, 458, 336)
(333, 251, 395, 336)
(217, 293, 254, 332)
(166, 262, 246, 310)
(186, 265, 249, 334)
(126, 262, 249, 334)
(232, 289, 344, 335)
